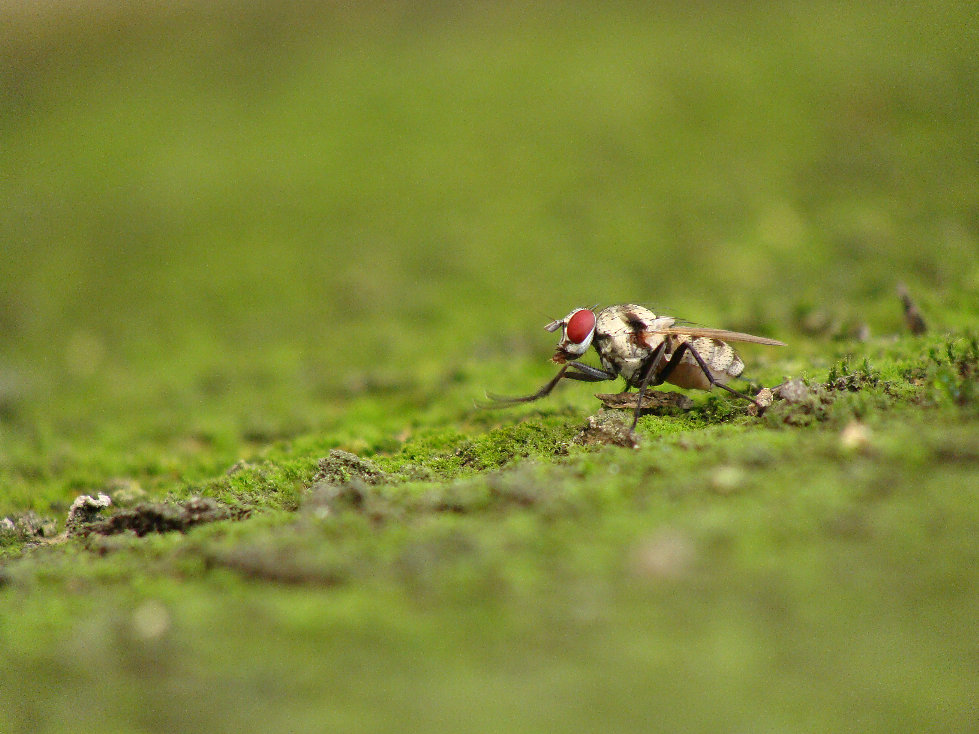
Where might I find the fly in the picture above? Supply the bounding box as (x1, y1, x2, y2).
(486, 304, 785, 435)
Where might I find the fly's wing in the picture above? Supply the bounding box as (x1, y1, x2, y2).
(648, 326, 785, 346)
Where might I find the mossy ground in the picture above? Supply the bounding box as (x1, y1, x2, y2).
(2, 2, 979, 732)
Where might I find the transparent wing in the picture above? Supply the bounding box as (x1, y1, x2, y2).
(648, 326, 785, 346)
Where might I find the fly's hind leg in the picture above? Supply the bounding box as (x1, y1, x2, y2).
(654, 343, 763, 407)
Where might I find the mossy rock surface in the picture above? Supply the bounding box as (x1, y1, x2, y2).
(2, 3, 979, 732)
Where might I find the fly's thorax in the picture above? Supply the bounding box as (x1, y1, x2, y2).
(593, 331, 646, 384)
(595, 304, 659, 332)
(596, 306, 665, 353)
(596, 306, 675, 348)
(590, 305, 662, 384)
(617, 358, 646, 385)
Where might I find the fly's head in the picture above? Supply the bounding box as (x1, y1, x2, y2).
(545, 307, 597, 363)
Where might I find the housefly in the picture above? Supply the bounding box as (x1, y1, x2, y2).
(486, 304, 785, 434)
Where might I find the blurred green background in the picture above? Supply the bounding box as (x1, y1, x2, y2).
(3, 1, 976, 463)
(2, 3, 979, 732)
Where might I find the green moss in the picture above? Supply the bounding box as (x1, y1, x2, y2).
(3, 2, 979, 731)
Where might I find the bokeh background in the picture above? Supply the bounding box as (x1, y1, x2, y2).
(2, 0, 978, 492)
(4, 4, 979, 732)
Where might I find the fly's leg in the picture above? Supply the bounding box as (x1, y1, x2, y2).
(482, 363, 612, 407)
(629, 342, 668, 434)
(483, 365, 569, 405)
(654, 342, 763, 407)
(567, 361, 617, 381)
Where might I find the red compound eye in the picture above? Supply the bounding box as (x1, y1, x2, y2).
(565, 309, 596, 344)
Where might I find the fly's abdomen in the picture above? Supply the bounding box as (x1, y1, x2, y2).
(692, 337, 744, 380)
(666, 336, 745, 390)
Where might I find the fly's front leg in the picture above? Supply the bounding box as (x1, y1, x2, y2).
(655, 343, 762, 407)
(482, 364, 570, 406)
(481, 363, 613, 407)
(567, 361, 617, 382)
